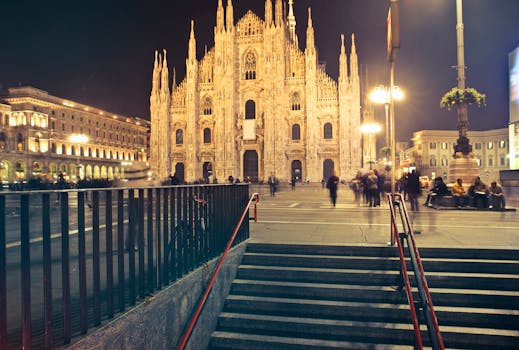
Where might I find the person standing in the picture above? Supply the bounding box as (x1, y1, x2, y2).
(366, 170, 378, 207)
(406, 170, 421, 211)
(326, 171, 340, 207)
(268, 173, 279, 197)
(291, 177, 296, 191)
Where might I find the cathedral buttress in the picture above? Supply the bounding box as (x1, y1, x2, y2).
(265, 0, 273, 27)
(305, 7, 319, 181)
(185, 20, 199, 181)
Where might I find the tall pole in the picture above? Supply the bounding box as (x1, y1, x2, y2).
(455, 0, 470, 155)
(389, 63, 396, 194)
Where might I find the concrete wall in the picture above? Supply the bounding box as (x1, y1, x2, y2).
(65, 242, 247, 350)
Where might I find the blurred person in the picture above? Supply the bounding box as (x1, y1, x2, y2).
(326, 171, 340, 207)
(471, 176, 489, 209)
(424, 177, 449, 207)
(405, 169, 421, 211)
(489, 181, 505, 210)
(452, 178, 469, 208)
(366, 170, 378, 208)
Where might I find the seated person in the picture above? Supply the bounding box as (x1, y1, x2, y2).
(452, 178, 469, 208)
(425, 177, 450, 206)
(471, 176, 489, 208)
(489, 181, 505, 209)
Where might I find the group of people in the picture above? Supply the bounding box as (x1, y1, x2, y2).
(350, 170, 388, 207)
(401, 171, 506, 210)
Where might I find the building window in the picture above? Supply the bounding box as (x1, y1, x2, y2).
(488, 157, 493, 166)
(499, 140, 506, 148)
(430, 157, 437, 166)
(51, 121, 55, 130)
(61, 144, 66, 155)
(0, 132, 6, 150)
(244, 52, 256, 80)
(17, 133, 24, 151)
(487, 141, 493, 149)
(292, 124, 301, 140)
(51, 143, 56, 153)
(476, 158, 481, 166)
(203, 97, 212, 115)
(475, 143, 481, 150)
(441, 158, 448, 166)
(245, 100, 256, 119)
(323, 123, 332, 139)
(291, 92, 301, 111)
(429, 142, 436, 149)
(441, 142, 447, 150)
(176, 129, 183, 145)
(203, 128, 211, 144)
(61, 124, 65, 131)
(500, 157, 506, 166)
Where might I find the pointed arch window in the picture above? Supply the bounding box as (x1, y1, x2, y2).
(245, 100, 256, 119)
(323, 123, 332, 139)
(292, 124, 301, 140)
(291, 92, 301, 111)
(176, 129, 184, 145)
(203, 97, 213, 115)
(0, 132, 6, 150)
(244, 52, 256, 80)
(203, 128, 211, 144)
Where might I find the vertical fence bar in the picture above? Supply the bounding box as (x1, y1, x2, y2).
(176, 188, 183, 277)
(105, 190, 114, 319)
(0, 195, 6, 350)
(194, 186, 200, 266)
(147, 189, 155, 292)
(155, 189, 162, 289)
(162, 188, 169, 283)
(60, 192, 71, 344)
(20, 194, 31, 349)
(42, 193, 52, 350)
(92, 191, 101, 326)
(173, 188, 178, 281)
(77, 192, 88, 334)
(188, 186, 194, 271)
(138, 189, 145, 299)
(128, 189, 136, 305)
(182, 187, 189, 275)
(117, 190, 125, 312)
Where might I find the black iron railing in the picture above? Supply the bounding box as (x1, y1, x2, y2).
(0, 184, 250, 349)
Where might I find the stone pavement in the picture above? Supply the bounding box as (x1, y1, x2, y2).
(249, 183, 519, 249)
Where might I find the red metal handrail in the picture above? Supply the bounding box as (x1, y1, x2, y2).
(177, 192, 260, 350)
(387, 194, 423, 350)
(387, 192, 445, 350)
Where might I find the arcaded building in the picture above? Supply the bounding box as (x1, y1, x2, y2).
(0, 86, 149, 184)
(150, 0, 362, 183)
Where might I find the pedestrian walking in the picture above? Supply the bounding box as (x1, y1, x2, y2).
(268, 173, 279, 197)
(405, 169, 421, 211)
(291, 177, 296, 191)
(326, 171, 340, 207)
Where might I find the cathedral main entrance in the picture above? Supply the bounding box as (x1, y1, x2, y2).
(323, 159, 334, 180)
(243, 150, 258, 181)
(203, 162, 212, 180)
(291, 160, 302, 181)
(175, 163, 185, 183)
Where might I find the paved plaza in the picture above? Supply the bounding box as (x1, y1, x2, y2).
(249, 184, 519, 249)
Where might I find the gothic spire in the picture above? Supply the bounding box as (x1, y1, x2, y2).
(350, 33, 359, 85)
(265, 0, 273, 27)
(188, 20, 196, 61)
(226, 0, 234, 31)
(305, 7, 315, 53)
(339, 34, 347, 83)
(275, 0, 283, 27)
(160, 49, 170, 98)
(216, 0, 224, 32)
(287, 0, 297, 46)
(151, 50, 160, 96)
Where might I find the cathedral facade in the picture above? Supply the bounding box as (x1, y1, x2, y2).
(150, 0, 361, 183)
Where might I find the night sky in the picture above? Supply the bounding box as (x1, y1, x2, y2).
(1, 0, 518, 142)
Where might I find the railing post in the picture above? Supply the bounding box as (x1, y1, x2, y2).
(78, 191, 88, 334)
(117, 190, 125, 312)
(163, 188, 169, 283)
(0, 195, 7, 350)
(128, 189, 136, 305)
(60, 192, 71, 344)
(147, 188, 155, 292)
(20, 194, 31, 349)
(138, 188, 145, 299)
(105, 190, 114, 319)
(42, 193, 53, 350)
(92, 191, 101, 326)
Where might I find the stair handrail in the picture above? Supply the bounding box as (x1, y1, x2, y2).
(177, 192, 260, 350)
(387, 192, 445, 350)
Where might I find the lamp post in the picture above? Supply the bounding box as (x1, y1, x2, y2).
(360, 122, 382, 170)
(369, 85, 404, 150)
(69, 134, 89, 181)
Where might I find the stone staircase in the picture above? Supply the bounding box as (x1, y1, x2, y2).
(208, 243, 519, 349)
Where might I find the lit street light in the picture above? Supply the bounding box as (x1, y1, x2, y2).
(360, 122, 382, 170)
(69, 133, 89, 181)
(369, 85, 404, 150)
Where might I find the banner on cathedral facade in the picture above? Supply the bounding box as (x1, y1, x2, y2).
(243, 120, 256, 140)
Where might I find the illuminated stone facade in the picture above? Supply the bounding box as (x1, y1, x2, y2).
(150, 0, 362, 183)
(0, 86, 149, 183)
(409, 129, 509, 184)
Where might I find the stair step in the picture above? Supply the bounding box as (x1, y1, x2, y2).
(209, 331, 414, 350)
(223, 295, 412, 324)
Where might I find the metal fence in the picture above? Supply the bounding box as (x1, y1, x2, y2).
(0, 184, 250, 349)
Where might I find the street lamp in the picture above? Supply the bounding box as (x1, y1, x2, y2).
(369, 85, 404, 149)
(360, 122, 382, 170)
(69, 133, 89, 181)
